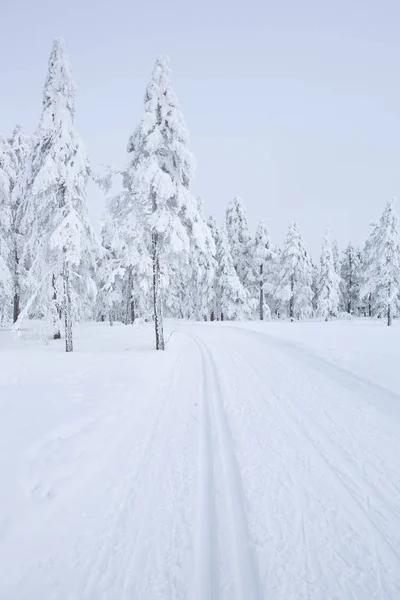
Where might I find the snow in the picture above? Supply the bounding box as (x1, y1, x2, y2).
(1, 319, 400, 599)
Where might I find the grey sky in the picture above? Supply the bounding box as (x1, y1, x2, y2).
(1, 0, 400, 256)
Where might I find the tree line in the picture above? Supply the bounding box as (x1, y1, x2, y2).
(1, 40, 399, 351)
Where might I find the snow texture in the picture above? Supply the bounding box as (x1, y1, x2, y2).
(1, 318, 400, 599)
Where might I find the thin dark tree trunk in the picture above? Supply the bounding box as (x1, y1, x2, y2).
(210, 310, 215, 321)
(259, 263, 264, 321)
(387, 283, 392, 326)
(109, 309, 114, 327)
(13, 244, 20, 324)
(52, 274, 61, 339)
(125, 266, 135, 325)
(221, 312, 224, 321)
(289, 274, 294, 321)
(368, 293, 372, 317)
(346, 254, 352, 314)
(152, 231, 164, 350)
(63, 260, 73, 352)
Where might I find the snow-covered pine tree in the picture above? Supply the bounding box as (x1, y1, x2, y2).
(360, 222, 380, 317)
(340, 243, 361, 314)
(253, 221, 275, 320)
(208, 216, 251, 320)
(96, 218, 125, 325)
(225, 197, 253, 294)
(0, 135, 13, 321)
(19, 39, 98, 351)
(6, 126, 33, 322)
(316, 230, 341, 320)
(361, 200, 400, 325)
(124, 55, 207, 349)
(276, 222, 313, 320)
(104, 184, 152, 326)
(182, 197, 216, 320)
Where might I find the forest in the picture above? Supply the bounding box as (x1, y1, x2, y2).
(1, 39, 399, 352)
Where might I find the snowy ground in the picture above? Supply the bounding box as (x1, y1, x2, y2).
(0, 318, 400, 599)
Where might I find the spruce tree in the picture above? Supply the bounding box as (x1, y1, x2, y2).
(277, 222, 313, 320)
(0, 136, 13, 321)
(340, 243, 361, 314)
(20, 39, 97, 351)
(316, 230, 341, 319)
(361, 200, 400, 325)
(208, 216, 250, 320)
(124, 56, 207, 348)
(253, 221, 275, 320)
(225, 197, 253, 293)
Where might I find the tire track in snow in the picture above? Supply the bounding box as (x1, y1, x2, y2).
(186, 332, 261, 600)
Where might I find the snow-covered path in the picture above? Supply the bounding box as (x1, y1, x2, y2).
(1, 322, 400, 599)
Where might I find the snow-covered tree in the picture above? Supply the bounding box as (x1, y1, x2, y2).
(253, 221, 275, 320)
(208, 216, 250, 320)
(361, 200, 400, 325)
(276, 222, 313, 320)
(124, 55, 208, 348)
(182, 197, 216, 320)
(225, 197, 253, 292)
(19, 39, 98, 351)
(0, 136, 13, 320)
(340, 243, 361, 314)
(6, 127, 33, 322)
(103, 185, 152, 326)
(316, 230, 341, 319)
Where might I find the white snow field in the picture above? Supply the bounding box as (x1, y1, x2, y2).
(0, 320, 400, 599)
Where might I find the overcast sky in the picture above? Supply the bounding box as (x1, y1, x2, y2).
(1, 0, 400, 256)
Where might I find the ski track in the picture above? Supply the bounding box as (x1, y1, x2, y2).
(185, 332, 261, 600)
(205, 325, 400, 598)
(2, 322, 400, 599)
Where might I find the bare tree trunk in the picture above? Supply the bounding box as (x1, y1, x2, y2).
(259, 263, 264, 320)
(368, 293, 372, 317)
(63, 261, 73, 352)
(289, 274, 294, 321)
(387, 283, 392, 326)
(52, 273, 61, 339)
(109, 309, 114, 327)
(152, 231, 164, 350)
(210, 310, 215, 321)
(13, 243, 20, 324)
(125, 266, 135, 325)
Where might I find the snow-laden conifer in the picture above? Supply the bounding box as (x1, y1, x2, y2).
(253, 221, 275, 320)
(361, 200, 400, 325)
(19, 39, 98, 351)
(276, 222, 313, 320)
(316, 230, 341, 319)
(0, 135, 13, 321)
(225, 196, 253, 292)
(208, 216, 250, 320)
(124, 56, 208, 348)
(340, 243, 361, 314)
